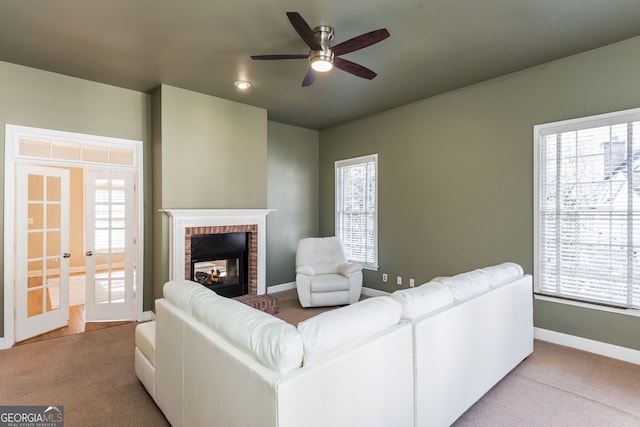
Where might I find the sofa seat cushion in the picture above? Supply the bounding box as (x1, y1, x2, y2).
(298, 296, 402, 365)
(310, 291, 350, 307)
(135, 320, 156, 366)
(477, 262, 524, 287)
(310, 273, 350, 292)
(435, 270, 491, 301)
(390, 282, 455, 320)
(192, 294, 303, 374)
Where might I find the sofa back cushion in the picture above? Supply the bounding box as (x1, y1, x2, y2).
(192, 294, 303, 374)
(390, 282, 455, 320)
(296, 237, 348, 275)
(297, 296, 402, 365)
(434, 270, 491, 301)
(163, 280, 216, 315)
(162, 280, 222, 315)
(477, 262, 524, 287)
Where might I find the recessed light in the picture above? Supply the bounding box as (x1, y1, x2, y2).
(234, 80, 252, 90)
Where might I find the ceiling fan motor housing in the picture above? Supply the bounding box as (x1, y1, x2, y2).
(309, 25, 335, 69)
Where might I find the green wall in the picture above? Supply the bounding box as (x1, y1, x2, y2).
(156, 85, 267, 209)
(0, 60, 151, 339)
(319, 36, 640, 351)
(266, 121, 319, 286)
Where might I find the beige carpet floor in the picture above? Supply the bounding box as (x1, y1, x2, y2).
(271, 288, 367, 325)
(0, 323, 169, 427)
(2, 289, 639, 426)
(453, 339, 640, 426)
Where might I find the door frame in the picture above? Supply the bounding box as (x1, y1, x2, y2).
(3, 124, 146, 348)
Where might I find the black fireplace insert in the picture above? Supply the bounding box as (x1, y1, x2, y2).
(190, 232, 248, 298)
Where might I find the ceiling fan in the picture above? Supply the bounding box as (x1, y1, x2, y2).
(251, 12, 390, 87)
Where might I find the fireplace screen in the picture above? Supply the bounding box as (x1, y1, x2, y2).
(193, 258, 240, 286)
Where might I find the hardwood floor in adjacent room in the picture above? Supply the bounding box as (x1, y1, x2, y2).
(16, 305, 132, 346)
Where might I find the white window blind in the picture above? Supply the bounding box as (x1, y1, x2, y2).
(534, 109, 640, 309)
(94, 178, 126, 253)
(335, 154, 378, 269)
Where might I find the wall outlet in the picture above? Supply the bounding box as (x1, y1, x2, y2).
(397, 276, 402, 285)
(382, 273, 388, 282)
(409, 278, 415, 287)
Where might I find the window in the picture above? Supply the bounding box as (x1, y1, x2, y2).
(534, 108, 640, 309)
(335, 154, 378, 269)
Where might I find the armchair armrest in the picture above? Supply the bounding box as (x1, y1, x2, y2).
(296, 265, 315, 276)
(338, 262, 362, 277)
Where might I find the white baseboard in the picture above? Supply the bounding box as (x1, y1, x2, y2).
(534, 327, 640, 365)
(0, 337, 7, 350)
(267, 282, 296, 294)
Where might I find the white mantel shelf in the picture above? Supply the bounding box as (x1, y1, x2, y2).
(161, 209, 275, 219)
(161, 208, 275, 295)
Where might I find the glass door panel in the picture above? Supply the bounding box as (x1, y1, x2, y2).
(85, 171, 135, 321)
(15, 164, 69, 341)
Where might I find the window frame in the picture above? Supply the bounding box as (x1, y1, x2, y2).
(335, 153, 379, 270)
(533, 107, 640, 312)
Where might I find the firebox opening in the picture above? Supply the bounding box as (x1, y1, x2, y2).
(190, 232, 249, 298)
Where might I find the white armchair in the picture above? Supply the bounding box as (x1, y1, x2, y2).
(295, 237, 363, 308)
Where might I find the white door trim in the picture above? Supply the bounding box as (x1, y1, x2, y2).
(3, 124, 145, 349)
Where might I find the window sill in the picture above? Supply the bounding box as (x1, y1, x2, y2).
(534, 294, 640, 318)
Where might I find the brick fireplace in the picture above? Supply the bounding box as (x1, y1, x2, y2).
(162, 209, 274, 296)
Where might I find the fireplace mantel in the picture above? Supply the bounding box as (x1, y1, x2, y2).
(161, 209, 275, 295)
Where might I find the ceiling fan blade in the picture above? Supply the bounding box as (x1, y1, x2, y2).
(332, 29, 390, 56)
(251, 54, 308, 60)
(302, 69, 318, 87)
(333, 57, 377, 80)
(286, 12, 322, 51)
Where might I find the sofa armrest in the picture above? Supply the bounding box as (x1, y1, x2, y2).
(337, 262, 362, 277)
(296, 265, 315, 276)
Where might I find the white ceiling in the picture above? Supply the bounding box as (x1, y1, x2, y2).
(2, 0, 640, 129)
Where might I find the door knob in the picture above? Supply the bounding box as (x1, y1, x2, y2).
(85, 251, 93, 257)
(63, 253, 71, 258)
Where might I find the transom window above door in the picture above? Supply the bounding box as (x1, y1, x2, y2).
(17, 135, 136, 166)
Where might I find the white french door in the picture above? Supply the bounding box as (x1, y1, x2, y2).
(15, 164, 70, 341)
(84, 170, 135, 321)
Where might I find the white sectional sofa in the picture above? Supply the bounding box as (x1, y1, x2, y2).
(135, 262, 532, 427)
(135, 280, 414, 427)
(390, 262, 533, 426)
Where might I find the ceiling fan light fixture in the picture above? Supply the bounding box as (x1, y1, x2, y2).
(234, 80, 252, 90)
(310, 55, 333, 72)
